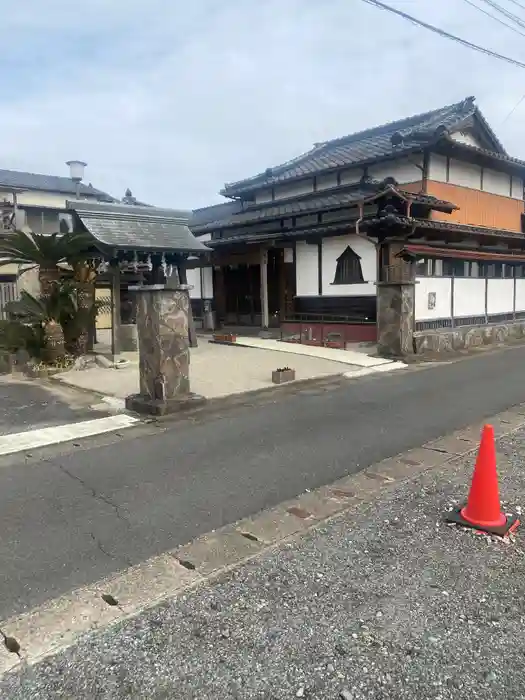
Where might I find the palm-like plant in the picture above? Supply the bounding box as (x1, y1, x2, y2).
(0, 228, 99, 354)
(0, 228, 93, 294)
(6, 289, 67, 362)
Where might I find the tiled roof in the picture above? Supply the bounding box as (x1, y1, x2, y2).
(190, 201, 242, 228)
(221, 96, 504, 196)
(400, 244, 525, 263)
(192, 181, 456, 233)
(363, 214, 525, 240)
(68, 200, 209, 254)
(0, 169, 114, 200)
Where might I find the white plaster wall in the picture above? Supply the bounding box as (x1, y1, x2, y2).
(321, 234, 376, 297)
(515, 279, 525, 311)
(487, 279, 514, 314)
(316, 173, 338, 190)
(255, 189, 273, 204)
(339, 168, 362, 185)
(450, 130, 484, 148)
(511, 176, 523, 200)
(295, 241, 319, 296)
(186, 267, 202, 299)
(415, 277, 452, 320)
(0, 190, 100, 208)
(367, 156, 422, 184)
(202, 266, 214, 298)
(448, 159, 482, 189)
(274, 179, 315, 201)
(453, 278, 486, 317)
(483, 168, 511, 197)
(428, 154, 448, 182)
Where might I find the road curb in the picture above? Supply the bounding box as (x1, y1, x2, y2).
(2, 403, 525, 675)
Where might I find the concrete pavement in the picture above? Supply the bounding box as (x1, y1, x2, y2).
(56, 340, 375, 400)
(0, 345, 525, 625)
(1, 415, 524, 698)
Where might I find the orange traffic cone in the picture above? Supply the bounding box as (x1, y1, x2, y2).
(445, 424, 519, 536)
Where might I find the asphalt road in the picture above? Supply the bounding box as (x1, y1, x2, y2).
(1, 345, 525, 621)
(0, 377, 107, 436)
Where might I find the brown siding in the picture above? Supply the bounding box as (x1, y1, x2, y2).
(426, 181, 524, 232)
(401, 181, 424, 194)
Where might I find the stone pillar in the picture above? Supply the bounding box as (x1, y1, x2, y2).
(125, 284, 206, 416)
(376, 282, 415, 358)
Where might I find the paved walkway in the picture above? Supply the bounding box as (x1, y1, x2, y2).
(57, 340, 373, 400)
(1, 426, 523, 699)
(231, 335, 403, 368)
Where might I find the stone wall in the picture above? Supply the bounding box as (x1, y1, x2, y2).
(376, 282, 415, 358)
(414, 319, 525, 355)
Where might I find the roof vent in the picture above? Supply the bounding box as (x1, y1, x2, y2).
(391, 132, 404, 147)
(265, 167, 273, 177)
(66, 160, 87, 182)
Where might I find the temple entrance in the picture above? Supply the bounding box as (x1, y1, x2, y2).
(214, 248, 290, 327)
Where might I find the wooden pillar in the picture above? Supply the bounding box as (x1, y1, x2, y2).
(260, 247, 269, 330)
(110, 265, 121, 359)
(214, 267, 226, 326)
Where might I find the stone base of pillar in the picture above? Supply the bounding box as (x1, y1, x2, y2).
(125, 392, 206, 417)
(376, 281, 415, 358)
(126, 283, 205, 417)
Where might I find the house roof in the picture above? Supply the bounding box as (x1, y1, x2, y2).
(0, 168, 114, 200)
(190, 201, 242, 228)
(192, 180, 457, 233)
(221, 96, 506, 196)
(67, 199, 209, 254)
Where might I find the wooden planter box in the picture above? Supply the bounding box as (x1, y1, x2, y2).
(213, 333, 237, 343)
(271, 368, 296, 384)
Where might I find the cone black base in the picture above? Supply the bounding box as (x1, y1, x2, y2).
(445, 505, 520, 537)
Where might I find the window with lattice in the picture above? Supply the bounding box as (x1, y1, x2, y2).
(332, 246, 365, 285)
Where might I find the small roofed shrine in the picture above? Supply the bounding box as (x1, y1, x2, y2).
(67, 199, 210, 415)
(68, 198, 209, 352)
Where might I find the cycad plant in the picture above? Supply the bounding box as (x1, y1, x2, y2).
(0, 228, 98, 354)
(6, 288, 67, 362)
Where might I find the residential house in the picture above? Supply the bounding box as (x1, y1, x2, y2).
(189, 96, 525, 355)
(0, 161, 114, 300)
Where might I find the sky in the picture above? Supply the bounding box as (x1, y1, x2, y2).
(3, 0, 525, 209)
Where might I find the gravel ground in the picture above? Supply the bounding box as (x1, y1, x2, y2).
(2, 431, 525, 700)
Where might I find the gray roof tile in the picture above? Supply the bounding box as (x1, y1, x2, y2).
(192, 181, 455, 233)
(221, 96, 504, 195)
(0, 169, 114, 199)
(68, 200, 209, 254)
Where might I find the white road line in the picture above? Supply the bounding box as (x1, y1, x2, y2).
(0, 414, 139, 456)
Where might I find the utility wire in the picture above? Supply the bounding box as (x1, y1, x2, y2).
(461, 0, 525, 36)
(501, 92, 525, 123)
(506, 0, 525, 11)
(477, 0, 525, 29)
(360, 0, 525, 69)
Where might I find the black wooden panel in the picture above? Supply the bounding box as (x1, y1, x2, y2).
(294, 295, 376, 321)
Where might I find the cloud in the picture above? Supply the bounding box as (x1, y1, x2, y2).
(2, 0, 525, 208)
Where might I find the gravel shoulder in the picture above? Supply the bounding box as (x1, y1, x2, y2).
(2, 428, 525, 699)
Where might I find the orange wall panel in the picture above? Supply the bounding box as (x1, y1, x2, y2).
(426, 181, 524, 232)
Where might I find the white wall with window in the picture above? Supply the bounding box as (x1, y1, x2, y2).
(321, 235, 376, 296)
(295, 235, 376, 297)
(414, 256, 525, 326)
